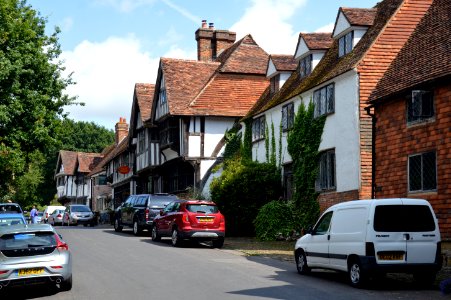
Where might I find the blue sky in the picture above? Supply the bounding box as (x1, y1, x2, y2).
(27, 0, 379, 130)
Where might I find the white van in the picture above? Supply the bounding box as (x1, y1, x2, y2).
(43, 206, 66, 223)
(294, 198, 442, 287)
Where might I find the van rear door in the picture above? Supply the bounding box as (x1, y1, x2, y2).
(401, 199, 438, 264)
(372, 200, 408, 265)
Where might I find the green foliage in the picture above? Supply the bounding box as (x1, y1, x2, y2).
(254, 200, 295, 241)
(223, 127, 242, 160)
(242, 119, 252, 161)
(0, 0, 76, 205)
(270, 122, 276, 166)
(210, 158, 282, 236)
(287, 102, 326, 230)
(265, 123, 269, 162)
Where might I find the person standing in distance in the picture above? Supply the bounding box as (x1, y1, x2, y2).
(30, 205, 38, 224)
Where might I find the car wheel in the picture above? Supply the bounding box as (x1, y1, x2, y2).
(212, 238, 224, 248)
(295, 250, 310, 275)
(114, 218, 123, 232)
(60, 275, 73, 291)
(133, 219, 142, 236)
(348, 259, 367, 288)
(151, 226, 161, 242)
(171, 228, 183, 247)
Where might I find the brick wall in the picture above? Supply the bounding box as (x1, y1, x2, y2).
(374, 83, 451, 240)
(317, 189, 360, 212)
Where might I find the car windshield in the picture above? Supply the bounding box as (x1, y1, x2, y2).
(186, 204, 218, 214)
(37, 212, 44, 217)
(0, 205, 22, 213)
(71, 206, 91, 212)
(0, 232, 56, 250)
(0, 217, 26, 226)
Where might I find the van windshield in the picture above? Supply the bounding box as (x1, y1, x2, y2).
(374, 205, 435, 232)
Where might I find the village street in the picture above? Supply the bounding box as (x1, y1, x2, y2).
(2, 226, 442, 300)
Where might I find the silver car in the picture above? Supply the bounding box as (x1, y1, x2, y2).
(63, 204, 96, 227)
(0, 224, 72, 291)
(48, 209, 65, 226)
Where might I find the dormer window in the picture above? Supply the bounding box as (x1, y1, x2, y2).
(338, 31, 353, 57)
(299, 54, 312, 78)
(270, 74, 280, 95)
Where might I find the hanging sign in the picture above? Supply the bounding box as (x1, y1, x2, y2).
(117, 165, 131, 174)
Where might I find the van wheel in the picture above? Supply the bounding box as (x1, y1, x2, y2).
(171, 228, 183, 247)
(295, 250, 310, 274)
(348, 259, 367, 288)
(151, 226, 161, 242)
(114, 218, 123, 232)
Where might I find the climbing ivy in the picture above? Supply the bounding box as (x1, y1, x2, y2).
(287, 101, 326, 231)
(270, 122, 276, 166)
(242, 119, 253, 161)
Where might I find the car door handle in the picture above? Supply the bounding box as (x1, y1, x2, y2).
(404, 233, 410, 240)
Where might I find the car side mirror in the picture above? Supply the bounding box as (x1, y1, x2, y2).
(306, 225, 313, 235)
(159, 210, 164, 216)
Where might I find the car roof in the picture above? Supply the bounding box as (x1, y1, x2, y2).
(0, 224, 55, 236)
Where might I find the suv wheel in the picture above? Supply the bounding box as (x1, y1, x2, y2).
(133, 219, 142, 236)
(151, 226, 161, 242)
(171, 228, 183, 247)
(114, 218, 123, 232)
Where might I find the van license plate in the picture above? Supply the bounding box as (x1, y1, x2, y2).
(18, 268, 44, 276)
(378, 254, 404, 260)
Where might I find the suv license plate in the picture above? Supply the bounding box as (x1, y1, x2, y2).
(18, 268, 44, 276)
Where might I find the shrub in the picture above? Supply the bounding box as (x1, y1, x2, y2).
(254, 200, 295, 241)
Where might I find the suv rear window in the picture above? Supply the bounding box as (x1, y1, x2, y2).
(374, 205, 435, 232)
(186, 204, 218, 214)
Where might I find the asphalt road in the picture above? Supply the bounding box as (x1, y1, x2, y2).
(1, 225, 443, 300)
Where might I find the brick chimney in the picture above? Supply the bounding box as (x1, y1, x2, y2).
(115, 117, 128, 145)
(195, 20, 236, 62)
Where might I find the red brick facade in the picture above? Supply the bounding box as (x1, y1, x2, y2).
(318, 190, 360, 212)
(374, 83, 451, 240)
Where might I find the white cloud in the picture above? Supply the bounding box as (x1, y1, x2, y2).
(60, 17, 74, 32)
(61, 35, 160, 129)
(230, 0, 308, 54)
(315, 22, 334, 33)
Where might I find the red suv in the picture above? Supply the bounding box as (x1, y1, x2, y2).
(151, 200, 225, 248)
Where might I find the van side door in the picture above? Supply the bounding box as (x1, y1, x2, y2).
(304, 211, 333, 267)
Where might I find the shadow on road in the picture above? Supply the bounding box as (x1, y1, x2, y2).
(0, 285, 63, 299)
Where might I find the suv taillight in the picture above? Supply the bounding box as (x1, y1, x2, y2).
(145, 208, 149, 221)
(57, 214, 61, 218)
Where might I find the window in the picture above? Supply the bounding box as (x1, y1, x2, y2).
(313, 212, 333, 235)
(159, 76, 166, 104)
(252, 116, 265, 142)
(270, 74, 280, 95)
(374, 205, 435, 232)
(282, 102, 294, 131)
(317, 150, 335, 191)
(138, 130, 146, 154)
(299, 54, 312, 78)
(409, 151, 437, 192)
(407, 90, 434, 124)
(338, 31, 353, 57)
(283, 163, 293, 201)
(313, 83, 334, 117)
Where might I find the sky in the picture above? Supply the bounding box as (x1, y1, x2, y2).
(27, 0, 379, 130)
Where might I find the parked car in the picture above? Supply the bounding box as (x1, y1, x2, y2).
(294, 198, 442, 288)
(151, 199, 226, 248)
(63, 205, 96, 227)
(0, 213, 27, 226)
(114, 193, 178, 235)
(43, 206, 66, 224)
(0, 203, 23, 214)
(48, 209, 66, 226)
(0, 223, 72, 291)
(35, 212, 44, 224)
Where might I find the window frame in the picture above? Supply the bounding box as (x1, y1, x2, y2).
(407, 90, 435, 125)
(252, 115, 266, 142)
(282, 102, 294, 132)
(338, 31, 354, 57)
(299, 54, 312, 78)
(313, 83, 335, 118)
(408, 151, 437, 193)
(316, 149, 336, 191)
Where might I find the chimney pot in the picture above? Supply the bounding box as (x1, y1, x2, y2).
(209, 22, 214, 30)
(201, 20, 208, 28)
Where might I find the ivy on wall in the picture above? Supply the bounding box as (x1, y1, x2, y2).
(287, 101, 326, 230)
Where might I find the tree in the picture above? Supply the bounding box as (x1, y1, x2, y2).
(0, 0, 76, 205)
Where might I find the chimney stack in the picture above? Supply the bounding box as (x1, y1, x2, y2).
(115, 117, 128, 145)
(195, 19, 236, 62)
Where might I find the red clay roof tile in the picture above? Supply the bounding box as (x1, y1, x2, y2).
(270, 55, 297, 72)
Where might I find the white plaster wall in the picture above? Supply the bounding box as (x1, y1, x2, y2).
(188, 135, 201, 157)
(252, 70, 361, 193)
(279, 72, 291, 89)
(202, 166, 223, 200)
(333, 11, 350, 37)
(353, 29, 367, 47)
(312, 52, 325, 70)
(200, 159, 215, 180)
(203, 117, 235, 157)
(294, 38, 309, 60)
(266, 60, 277, 77)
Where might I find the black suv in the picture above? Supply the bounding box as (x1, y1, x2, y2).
(114, 194, 178, 235)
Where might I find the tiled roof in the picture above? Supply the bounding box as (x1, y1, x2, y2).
(161, 34, 269, 117)
(369, 0, 451, 101)
(255, 0, 426, 114)
(270, 55, 297, 72)
(301, 33, 334, 50)
(88, 145, 115, 176)
(78, 153, 103, 173)
(340, 7, 377, 27)
(135, 83, 155, 122)
(59, 150, 78, 176)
